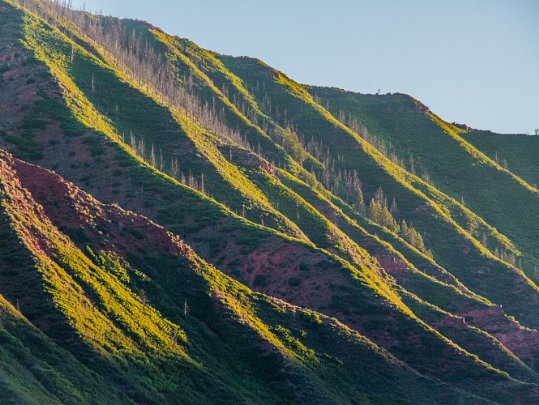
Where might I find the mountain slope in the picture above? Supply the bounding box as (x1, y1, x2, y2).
(463, 130, 539, 190)
(1, 0, 539, 403)
(310, 87, 539, 274)
(0, 149, 505, 404)
(216, 55, 539, 330)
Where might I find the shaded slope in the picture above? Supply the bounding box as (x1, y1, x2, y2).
(1, 1, 539, 403)
(1, 0, 307, 241)
(0, 149, 501, 404)
(0, 296, 125, 404)
(8, 142, 532, 398)
(311, 87, 539, 274)
(274, 166, 539, 370)
(79, 15, 539, 371)
(463, 130, 539, 193)
(216, 55, 539, 331)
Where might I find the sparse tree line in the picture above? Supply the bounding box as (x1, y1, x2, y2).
(366, 187, 428, 254)
(12, 0, 253, 198)
(300, 132, 430, 253)
(11, 0, 432, 255)
(331, 110, 529, 265)
(126, 131, 207, 195)
(493, 151, 509, 170)
(13, 0, 254, 151)
(479, 233, 522, 269)
(336, 109, 437, 185)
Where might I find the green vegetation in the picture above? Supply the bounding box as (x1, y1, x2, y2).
(311, 87, 539, 276)
(0, 148, 503, 404)
(216, 54, 539, 330)
(1, 0, 539, 403)
(464, 130, 539, 190)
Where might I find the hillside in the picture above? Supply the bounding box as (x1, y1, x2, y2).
(463, 130, 539, 188)
(1, 0, 539, 403)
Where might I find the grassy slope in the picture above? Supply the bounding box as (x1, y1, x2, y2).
(114, 16, 539, 363)
(162, 33, 321, 175)
(0, 149, 500, 405)
(311, 88, 539, 274)
(463, 130, 539, 190)
(51, 0, 539, 332)
(1, 1, 539, 400)
(216, 56, 539, 330)
(141, 26, 539, 373)
(141, 30, 402, 292)
(0, 296, 126, 405)
(275, 165, 539, 372)
(0, 2, 499, 394)
(35, 6, 310, 242)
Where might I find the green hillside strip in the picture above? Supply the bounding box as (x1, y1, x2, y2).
(0, 6, 483, 394)
(0, 205, 131, 403)
(399, 290, 539, 384)
(3, 1, 422, 328)
(150, 30, 285, 159)
(312, 87, 539, 273)
(217, 55, 539, 330)
(10, 5, 406, 320)
(139, 24, 324, 204)
(0, 193, 126, 403)
(1, 159, 225, 404)
(17, 1, 306, 241)
(273, 165, 539, 369)
(331, 194, 471, 289)
(230, 149, 380, 274)
(2, 1, 539, 402)
(165, 34, 322, 176)
(1, 148, 503, 404)
(0, 150, 338, 403)
(0, 296, 126, 404)
(275, 168, 489, 304)
(463, 130, 539, 193)
(3, 135, 529, 403)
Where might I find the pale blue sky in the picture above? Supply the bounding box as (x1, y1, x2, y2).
(73, 0, 538, 134)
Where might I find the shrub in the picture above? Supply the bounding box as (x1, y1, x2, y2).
(288, 277, 301, 287)
(5, 134, 44, 161)
(19, 118, 47, 130)
(82, 135, 105, 156)
(299, 310, 323, 327)
(253, 274, 269, 287)
(127, 227, 145, 240)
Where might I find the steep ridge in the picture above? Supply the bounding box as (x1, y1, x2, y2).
(310, 88, 539, 275)
(273, 166, 539, 370)
(1, 0, 539, 402)
(0, 149, 503, 404)
(24, 1, 308, 240)
(8, 142, 536, 397)
(1, 0, 536, 382)
(0, 294, 127, 404)
(463, 130, 539, 192)
(216, 55, 539, 330)
(96, 18, 539, 370)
